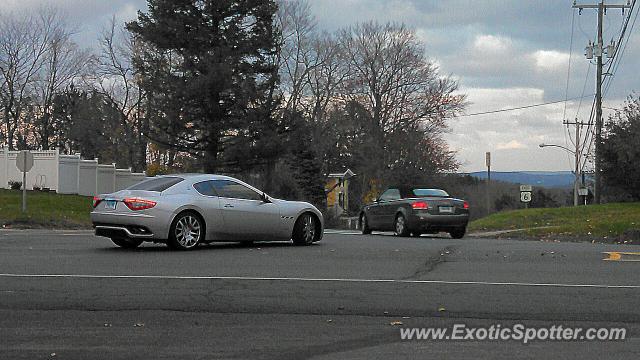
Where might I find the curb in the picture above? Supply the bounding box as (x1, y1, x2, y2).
(468, 226, 556, 237)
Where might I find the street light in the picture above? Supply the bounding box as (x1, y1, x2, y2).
(538, 143, 583, 206)
(538, 143, 575, 154)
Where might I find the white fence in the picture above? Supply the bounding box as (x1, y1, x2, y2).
(0, 148, 146, 196)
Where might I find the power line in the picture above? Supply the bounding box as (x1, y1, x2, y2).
(563, 10, 577, 166)
(603, 0, 637, 97)
(456, 95, 594, 118)
(573, 0, 632, 204)
(563, 10, 577, 122)
(579, 1, 636, 172)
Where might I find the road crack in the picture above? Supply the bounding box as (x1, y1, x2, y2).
(402, 245, 456, 280)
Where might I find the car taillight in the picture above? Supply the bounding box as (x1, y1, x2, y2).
(123, 198, 157, 211)
(92, 196, 103, 208)
(412, 201, 429, 209)
(463, 201, 469, 209)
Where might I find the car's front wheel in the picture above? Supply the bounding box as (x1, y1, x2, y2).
(449, 227, 466, 239)
(292, 213, 318, 246)
(168, 212, 204, 250)
(360, 213, 372, 235)
(394, 214, 410, 237)
(111, 237, 143, 249)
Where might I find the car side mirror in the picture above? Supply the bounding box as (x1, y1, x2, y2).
(261, 193, 271, 203)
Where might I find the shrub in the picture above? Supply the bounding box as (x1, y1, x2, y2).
(8, 181, 22, 190)
(146, 163, 170, 177)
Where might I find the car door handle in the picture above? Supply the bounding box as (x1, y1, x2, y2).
(224, 204, 234, 208)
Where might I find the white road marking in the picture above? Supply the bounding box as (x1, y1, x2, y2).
(1, 229, 356, 235)
(324, 230, 362, 235)
(0, 273, 638, 289)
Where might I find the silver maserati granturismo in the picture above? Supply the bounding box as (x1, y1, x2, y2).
(90, 174, 324, 249)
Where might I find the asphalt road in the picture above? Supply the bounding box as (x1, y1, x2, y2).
(1, 229, 639, 359)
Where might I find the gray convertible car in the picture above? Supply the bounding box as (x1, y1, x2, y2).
(91, 174, 324, 249)
(359, 186, 469, 238)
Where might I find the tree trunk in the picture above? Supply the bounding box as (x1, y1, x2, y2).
(3, 107, 11, 150)
(203, 140, 219, 173)
(41, 112, 50, 150)
(136, 137, 147, 173)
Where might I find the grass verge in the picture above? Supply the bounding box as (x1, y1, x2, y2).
(0, 189, 92, 229)
(469, 202, 640, 242)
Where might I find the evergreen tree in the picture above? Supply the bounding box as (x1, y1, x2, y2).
(600, 95, 640, 200)
(127, 0, 280, 173)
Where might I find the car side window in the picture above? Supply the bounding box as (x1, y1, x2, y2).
(193, 181, 218, 196)
(212, 180, 262, 201)
(379, 188, 401, 202)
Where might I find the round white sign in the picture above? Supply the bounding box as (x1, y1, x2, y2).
(16, 150, 34, 172)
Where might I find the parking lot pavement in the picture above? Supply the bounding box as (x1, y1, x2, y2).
(1, 230, 639, 359)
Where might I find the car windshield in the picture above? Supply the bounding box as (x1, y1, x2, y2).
(412, 188, 449, 197)
(127, 177, 184, 191)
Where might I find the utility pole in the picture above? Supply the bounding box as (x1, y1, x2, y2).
(563, 118, 589, 206)
(574, 0, 631, 204)
(595, 1, 603, 204)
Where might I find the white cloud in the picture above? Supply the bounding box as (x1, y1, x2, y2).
(445, 87, 585, 172)
(496, 140, 526, 150)
(532, 50, 570, 72)
(473, 34, 511, 53)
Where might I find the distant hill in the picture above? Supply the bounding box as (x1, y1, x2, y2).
(467, 171, 575, 188)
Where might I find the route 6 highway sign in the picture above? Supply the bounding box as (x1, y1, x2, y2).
(520, 191, 532, 203)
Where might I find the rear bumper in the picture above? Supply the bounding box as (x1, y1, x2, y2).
(91, 211, 166, 240)
(94, 224, 155, 239)
(408, 213, 469, 232)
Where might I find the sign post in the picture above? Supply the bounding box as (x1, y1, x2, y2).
(578, 186, 588, 206)
(16, 150, 34, 213)
(485, 152, 491, 214)
(520, 184, 532, 209)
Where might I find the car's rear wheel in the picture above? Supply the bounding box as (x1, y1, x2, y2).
(168, 212, 204, 250)
(394, 214, 410, 237)
(292, 213, 318, 246)
(360, 213, 372, 234)
(449, 227, 466, 239)
(111, 237, 143, 249)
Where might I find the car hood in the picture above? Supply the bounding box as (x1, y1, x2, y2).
(271, 198, 322, 216)
(271, 198, 315, 209)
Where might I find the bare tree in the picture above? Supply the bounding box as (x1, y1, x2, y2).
(94, 16, 147, 171)
(337, 22, 465, 177)
(31, 19, 91, 149)
(305, 33, 349, 123)
(0, 7, 68, 150)
(339, 22, 465, 135)
(276, 0, 319, 113)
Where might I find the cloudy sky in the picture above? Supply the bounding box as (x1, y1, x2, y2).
(3, 0, 638, 172)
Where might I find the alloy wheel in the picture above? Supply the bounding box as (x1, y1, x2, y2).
(175, 215, 202, 249)
(395, 215, 406, 236)
(302, 214, 316, 243)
